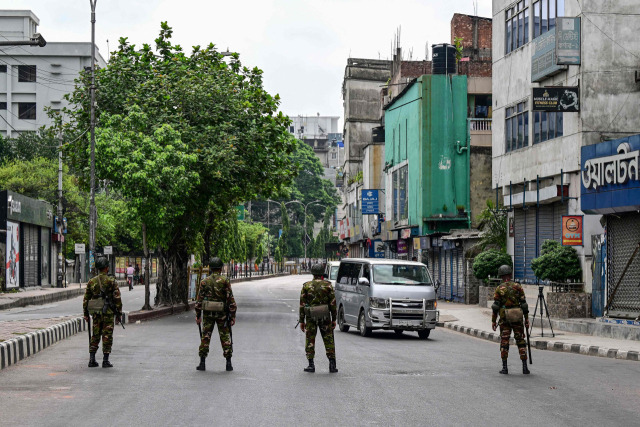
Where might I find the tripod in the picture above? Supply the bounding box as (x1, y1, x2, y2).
(529, 286, 554, 337)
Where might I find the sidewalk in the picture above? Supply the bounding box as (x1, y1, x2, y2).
(438, 302, 640, 361)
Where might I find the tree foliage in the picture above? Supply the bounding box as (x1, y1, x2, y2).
(472, 249, 512, 282)
(476, 200, 507, 253)
(531, 240, 582, 282)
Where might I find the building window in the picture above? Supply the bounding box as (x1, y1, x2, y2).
(0, 102, 6, 110)
(533, 111, 563, 144)
(18, 102, 36, 120)
(505, 101, 528, 152)
(506, 1, 529, 54)
(533, 0, 564, 38)
(0, 65, 7, 73)
(289, 126, 294, 133)
(331, 152, 337, 159)
(18, 65, 37, 82)
(393, 165, 408, 222)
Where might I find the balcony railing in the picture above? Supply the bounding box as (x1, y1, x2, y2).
(468, 118, 492, 132)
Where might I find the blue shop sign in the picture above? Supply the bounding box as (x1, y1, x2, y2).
(369, 239, 385, 258)
(581, 134, 640, 214)
(361, 189, 380, 214)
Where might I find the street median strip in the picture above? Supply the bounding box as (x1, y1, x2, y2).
(0, 317, 86, 370)
(442, 321, 640, 362)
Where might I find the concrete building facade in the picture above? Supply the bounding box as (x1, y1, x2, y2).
(0, 10, 107, 137)
(491, 0, 640, 287)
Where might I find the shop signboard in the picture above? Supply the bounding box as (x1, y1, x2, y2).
(369, 239, 385, 258)
(562, 215, 583, 246)
(104, 246, 113, 255)
(413, 238, 421, 250)
(397, 239, 408, 254)
(581, 134, 640, 214)
(5, 221, 19, 289)
(556, 17, 581, 65)
(531, 28, 565, 82)
(532, 87, 579, 112)
(361, 189, 379, 214)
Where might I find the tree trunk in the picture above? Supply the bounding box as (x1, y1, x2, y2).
(141, 222, 152, 310)
(156, 232, 189, 308)
(155, 247, 171, 306)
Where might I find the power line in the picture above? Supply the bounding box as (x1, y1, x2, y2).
(0, 53, 81, 86)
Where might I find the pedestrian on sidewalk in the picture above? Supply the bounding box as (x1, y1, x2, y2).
(298, 263, 338, 374)
(195, 257, 237, 372)
(491, 264, 530, 375)
(83, 256, 123, 368)
(126, 264, 134, 290)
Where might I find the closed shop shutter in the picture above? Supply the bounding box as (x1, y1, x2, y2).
(22, 224, 39, 287)
(454, 248, 465, 302)
(40, 227, 50, 286)
(607, 212, 640, 319)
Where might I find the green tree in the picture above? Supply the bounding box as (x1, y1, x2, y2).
(531, 240, 582, 282)
(94, 106, 199, 309)
(60, 23, 296, 305)
(472, 249, 512, 282)
(476, 200, 508, 252)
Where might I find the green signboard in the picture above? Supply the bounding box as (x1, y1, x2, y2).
(556, 17, 581, 65)
(236, 205, 245, 221)
(531, 28, 566, 82)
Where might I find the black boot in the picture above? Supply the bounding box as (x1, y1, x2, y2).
(499, 359, 508, 375)
(522, 359, 530, 375)
(304, 358, 315, 373)
(196, 356, 206, 371)
(88, 352, 99, 368)
(226, 357, 233, 372)
(102, 353, 113, 368)
(329, 358, 338, 373)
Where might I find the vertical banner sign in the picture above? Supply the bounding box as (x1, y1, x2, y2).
(562, 215, 583, 246)
(6, 221, 20, 289)
(556, 17, 581, 65)
(397, 239, 408, 254)
(361, 189, 379, 214)
(368, 239, 385, 258)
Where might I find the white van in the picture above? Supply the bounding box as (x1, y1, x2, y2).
(334, 258, 439, 338)
(324, 261, 340, 288)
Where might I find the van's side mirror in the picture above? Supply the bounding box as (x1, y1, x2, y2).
(358, 277, 370, 286)
(435, 279, 441, 291)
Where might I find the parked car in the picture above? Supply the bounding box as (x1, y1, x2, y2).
(324, 261, 340, 287)
(334, 258, 440, 339)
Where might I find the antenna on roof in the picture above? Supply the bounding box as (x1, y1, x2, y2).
(473, 0, 478, 16)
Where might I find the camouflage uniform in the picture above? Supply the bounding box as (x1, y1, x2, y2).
(299, 279, 337, 360)
(195, 274, 237, 358)
(82, 272, 122, 354)
(492, 281, 528, 361)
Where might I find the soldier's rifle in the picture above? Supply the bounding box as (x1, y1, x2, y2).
(102, 283, 125, 330)
(525, 318, 532, 364)
(224, 305, 233, 349)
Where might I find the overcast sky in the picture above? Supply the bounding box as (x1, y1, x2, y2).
(7, 0, 492, 127)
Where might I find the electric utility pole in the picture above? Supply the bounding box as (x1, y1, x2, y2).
(88, 0, 98, 273)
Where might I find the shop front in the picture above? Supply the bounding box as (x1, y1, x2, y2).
(582, 134, 640, 319)
(0, 190, 54, 289)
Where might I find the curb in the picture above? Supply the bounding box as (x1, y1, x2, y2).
(0, 317, 86, 370)
(127, 302, 195, 323)
(443, 322, 640, 362)
(0, 288, 85, 311)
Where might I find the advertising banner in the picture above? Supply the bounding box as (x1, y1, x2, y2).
(369, 239, 385, 258)
(532, 87, 579, 112)
(562, 215, 583, 246)
(397, 239, 408, 254)
(413, 238, 421, 250)
(5, 221, 19, 289)
(531, 28, 565, 82)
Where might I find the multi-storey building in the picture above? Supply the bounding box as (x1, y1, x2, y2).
(0, 10, 106, 137)
(491, 0, 640, 302)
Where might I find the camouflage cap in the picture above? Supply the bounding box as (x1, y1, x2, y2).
(310, 263, 325, 276)
(209, 257, 223, 270)
(95, 256, 109, 270)
(497, 264, 512, 276)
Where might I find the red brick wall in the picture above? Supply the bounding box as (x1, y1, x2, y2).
(400, 61, 431, 78)
(450, 13, 492, 50)
(457, 60, 492, 77)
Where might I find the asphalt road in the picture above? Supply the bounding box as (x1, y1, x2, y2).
(0, 284, 156, 321)
(1, 275, 639, 426)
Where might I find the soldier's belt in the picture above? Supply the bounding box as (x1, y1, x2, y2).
(503, 307, 524, 324)
(87, 298, 105, 313)
(305, 305, 330, 321)
(202, 301, 225, 312)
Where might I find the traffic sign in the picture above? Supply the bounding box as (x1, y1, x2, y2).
(74, 243, 85, 254)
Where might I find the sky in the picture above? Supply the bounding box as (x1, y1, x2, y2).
(6, 0, 492, 128)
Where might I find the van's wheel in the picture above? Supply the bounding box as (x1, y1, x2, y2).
(418, 329, 431, 339)
(358, 310, 372, 337)
(394, 330, 404, 336)
(338, 306, 350, 332)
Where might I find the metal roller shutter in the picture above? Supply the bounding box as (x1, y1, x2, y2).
(454, 248, 465, 302)
(606, 213, 640, 319)
(40, 227, 50, 286)
(22, 224, 39, 287)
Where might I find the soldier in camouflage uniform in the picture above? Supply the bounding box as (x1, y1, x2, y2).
(491, 264, 530, 375)
(82, 256, 123, 368)
(195, 257, 237, 372)
(299, 263, 338, 373)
